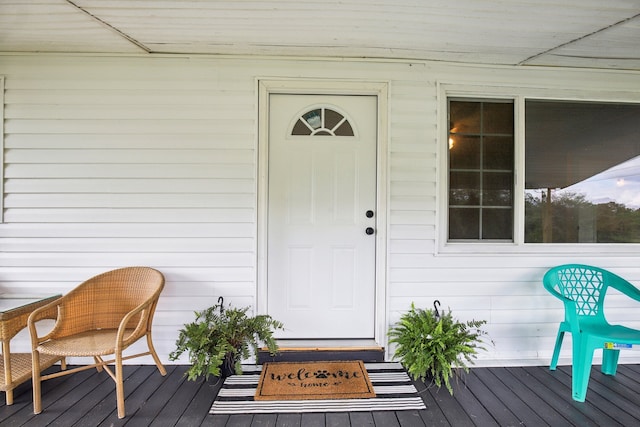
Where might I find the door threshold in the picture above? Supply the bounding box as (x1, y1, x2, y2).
(258, 340, 385, 363)
(275, 339, 380, 350)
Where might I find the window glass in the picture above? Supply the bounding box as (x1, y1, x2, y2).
(448, 99, 514, 241)
(525, 101, 640, 243)
(291, 107, 354, 136)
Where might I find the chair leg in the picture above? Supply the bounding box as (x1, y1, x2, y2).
(147, 334, 167, 376)
(116, 353, 126, 419)
(550, 329, 565, 370)
(601, 348, 620, 376)
(572, 339, 595, 402)
(3, 342, 13, 405)
(32, 351, 42, 414)
(94, 356, 104, 372)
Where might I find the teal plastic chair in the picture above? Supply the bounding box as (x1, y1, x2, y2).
(543, 264, 640, 402)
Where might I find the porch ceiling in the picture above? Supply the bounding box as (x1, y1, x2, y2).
(1, 0, 639, 70)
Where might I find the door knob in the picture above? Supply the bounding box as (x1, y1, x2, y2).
(365, 227, 375, 235)
(366, 210, 374, 218)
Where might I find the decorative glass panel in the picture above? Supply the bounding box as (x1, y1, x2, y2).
(292, 107, 355, 136)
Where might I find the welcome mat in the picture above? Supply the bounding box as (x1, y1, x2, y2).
(210, 362, 426, 414)
(255, 360, 375, 400)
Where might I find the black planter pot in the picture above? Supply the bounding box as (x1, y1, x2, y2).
(220, 353, 237, 378)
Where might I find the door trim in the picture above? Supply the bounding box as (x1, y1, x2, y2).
(257, 79, 389, 347)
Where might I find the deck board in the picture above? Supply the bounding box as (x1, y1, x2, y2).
(428, 378, 489, 427)
(475, 368, 548, 426)
(411, 381, 454, 427)
(2, 364, 640, 426)
(492, 367, 569, 426)
(520, 366, 603, 427)
(325, 412, 349, 427)
(97, 366, 163, 427)
(371, 411, 400, 427)
(300, 413, 325, 427)
(507, 367, 578, 426)
(554, 366, 628, 426)
(458, 369, 522, 426)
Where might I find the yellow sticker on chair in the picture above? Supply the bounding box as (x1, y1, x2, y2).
(604, 342, 633, 349)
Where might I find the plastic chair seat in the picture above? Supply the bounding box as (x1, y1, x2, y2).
(581, 324, 640, 341)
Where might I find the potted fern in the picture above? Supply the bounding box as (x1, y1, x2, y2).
(388, 301, 488, 394)
(169, 299, 284, 380)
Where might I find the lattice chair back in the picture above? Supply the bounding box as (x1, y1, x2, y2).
(544, 264, 609, 324)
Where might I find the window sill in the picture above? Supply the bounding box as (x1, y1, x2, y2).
(438, 242, 640, 256)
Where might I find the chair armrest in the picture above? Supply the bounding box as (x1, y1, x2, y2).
(27, 299, 62, 347)
(115, 297, 158, 348)
(609, 274, 640, 304)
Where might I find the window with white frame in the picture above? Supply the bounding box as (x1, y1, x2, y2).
(447, 98, 514, 241)
(447, 96, 640, 244)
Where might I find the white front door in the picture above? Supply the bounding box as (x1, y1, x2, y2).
(267, 94, 377, 339)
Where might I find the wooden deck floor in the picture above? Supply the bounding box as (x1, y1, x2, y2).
(1, 363, 640, 426)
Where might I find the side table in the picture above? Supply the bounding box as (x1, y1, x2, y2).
(0, 294, 65, 405)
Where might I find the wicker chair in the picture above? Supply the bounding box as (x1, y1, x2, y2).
(27, 267, 167, 419)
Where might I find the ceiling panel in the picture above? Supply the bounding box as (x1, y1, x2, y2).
(0, 0, 144, 53)
(1, 0, 639, 70)
(525, 17, 640, 69)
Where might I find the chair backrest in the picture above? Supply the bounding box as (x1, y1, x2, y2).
(57, 267, 164, 336)
(543, 264, 609, 323)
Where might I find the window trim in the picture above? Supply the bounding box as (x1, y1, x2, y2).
(437, 81, 640, 255)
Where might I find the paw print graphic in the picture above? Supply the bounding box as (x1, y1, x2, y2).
(314, 370, 329, 379)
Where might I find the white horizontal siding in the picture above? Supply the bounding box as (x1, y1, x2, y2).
(1, 53, 640, 368)
(0, 75, 4, 220)
(0, 55, 262, 363)
(387, 63, 640, 366)
(6, 164, 254, 179)
(5, 133, 253, 149)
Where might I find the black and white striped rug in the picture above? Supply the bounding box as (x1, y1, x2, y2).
(210, 362, 426, 414)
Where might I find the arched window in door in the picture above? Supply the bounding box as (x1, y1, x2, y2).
(291, 107, 355, 136)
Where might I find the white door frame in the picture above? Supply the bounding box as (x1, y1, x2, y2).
(257, 79, 389, 347)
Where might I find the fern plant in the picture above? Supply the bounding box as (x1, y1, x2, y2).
(169, 302, 284, 380)
(388, 302, 488, 394)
